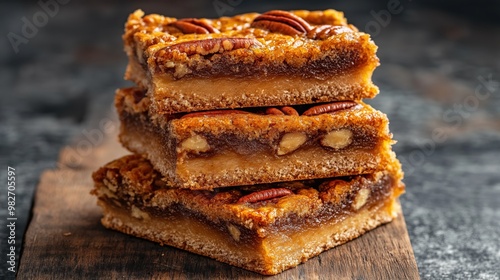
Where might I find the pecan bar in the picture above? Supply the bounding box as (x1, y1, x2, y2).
(117, 87, 397, 189)
(91, 155, 404, 275)
(124, 9, 379, 113)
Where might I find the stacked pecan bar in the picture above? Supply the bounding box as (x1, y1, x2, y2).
(92, 9, 405, 275)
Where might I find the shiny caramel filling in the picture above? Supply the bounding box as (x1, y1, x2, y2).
(119, 98, 378, 158)
(174, 128, 379, 185)
(97, 172, 396, 236)
(151, 68, 375, 112)
(120, 110, 389, 188)
(98, 200, 266, 271)
(261, 197, 398, 273)
(93, 152, 403, 274)
(178, 126, 377, 158)
(101, 191, 397, 241)
(126, 55, 377, 114)
(96, 184, 399, 274)
(155, 50, 366, 79)
(178, 147, 379, 184)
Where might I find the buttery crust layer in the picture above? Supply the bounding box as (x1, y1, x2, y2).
(91, 155, 404, 275)
(116, 87, 397, 189)
(123, 9, 380, 113)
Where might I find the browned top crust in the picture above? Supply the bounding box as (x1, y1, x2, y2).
(124, 9, 379, 79)
(92, 154, 404, 235)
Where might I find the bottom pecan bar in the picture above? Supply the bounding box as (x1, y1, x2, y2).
(91, 155, 405, 275)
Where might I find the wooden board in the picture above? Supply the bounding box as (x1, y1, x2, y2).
(18, 123, 420, 279)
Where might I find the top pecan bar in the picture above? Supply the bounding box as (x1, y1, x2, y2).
(124, 9, 380, 113)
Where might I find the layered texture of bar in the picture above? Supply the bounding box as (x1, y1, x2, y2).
(116, 87, 396, 189)
(124, 9, 380, 113)
(91, 155, 404, 275)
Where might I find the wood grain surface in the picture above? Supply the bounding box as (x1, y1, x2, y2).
(17, 126, 419, 279)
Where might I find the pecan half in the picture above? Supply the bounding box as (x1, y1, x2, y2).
(265, 106, 298, 116)
(307, 25, 353, 39)
(280, 106, 299, 116)
(277, 132, 307, 155)
(170, 18, 220, 34)
(181, 109, 250, 119)
(179, 134, 210, 154)
(164, 37, 262, 56)
(237, 188, 292, 203)
(302, 101, 358, 116)
(352, 188, 371, 210)
(265, 107, 285, 115)
(251, 10, 311, 36)
(320, 129, 353, 150)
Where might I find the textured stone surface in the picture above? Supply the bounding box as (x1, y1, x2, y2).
(1, 0, 499, 279)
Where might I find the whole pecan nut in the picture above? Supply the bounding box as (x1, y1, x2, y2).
(307, 25, 353, 39)
(170, 18, 220, 34)
(265, 107, 285, 115)
(237, 188, 293, 203)
(265, 106, 299, 116)
(302, 101, 358, 116)
(251, 10, 311, 36)
(280, 106, 299, 116)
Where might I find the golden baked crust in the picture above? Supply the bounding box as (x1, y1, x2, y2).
(91, 154, 404, 275)
(116, 87, 398, 189)
(123, 9, 380, 113)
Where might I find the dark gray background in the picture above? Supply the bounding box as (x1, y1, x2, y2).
(1, 0, 499, 279)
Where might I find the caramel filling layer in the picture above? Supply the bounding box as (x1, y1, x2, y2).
(120, 111, 390, 188)
(98, 194, 399, 275)
(178, 148, 378, 184)
(96, 171, 398, 237)
(126, 54, 378, 113)
(98, 200, 267, 271)
(151, 69, 377, 113)
(154, 49, 369, 79)
(122, 108, 381, 160)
